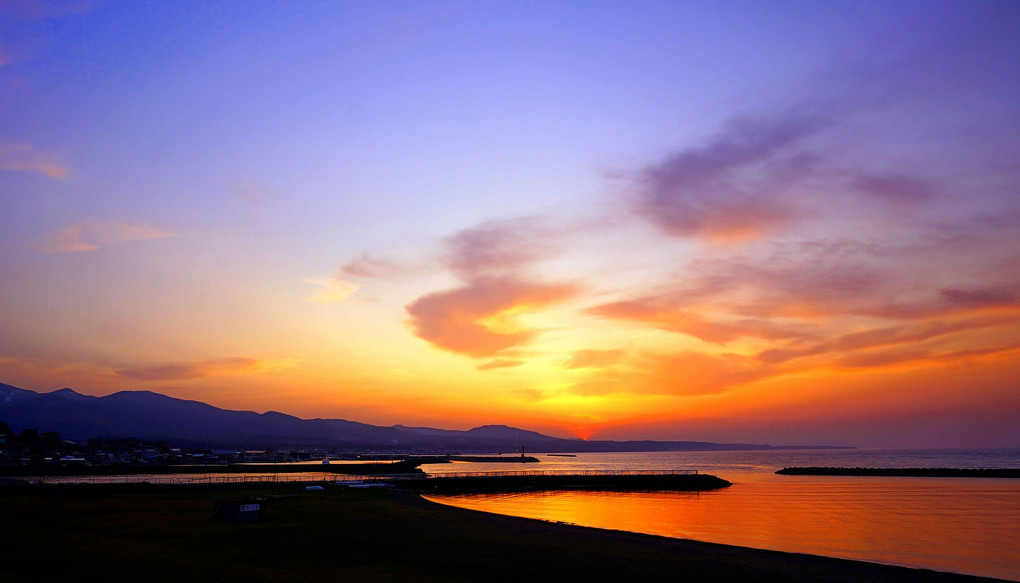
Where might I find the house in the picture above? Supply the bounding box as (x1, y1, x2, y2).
(213, 497, 268, 523)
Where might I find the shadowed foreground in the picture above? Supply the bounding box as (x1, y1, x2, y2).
(0, 485, 1006, 583)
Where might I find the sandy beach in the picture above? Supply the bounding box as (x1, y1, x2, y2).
(0, 485, 1007, 582)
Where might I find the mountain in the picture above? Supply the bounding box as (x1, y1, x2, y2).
(0, 383, 849, 452)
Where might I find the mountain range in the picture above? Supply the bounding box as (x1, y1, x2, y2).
(0, 383, 849, 452)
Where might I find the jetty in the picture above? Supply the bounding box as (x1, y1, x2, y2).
(448, 455, 539, 463)
(395, 469, 730, 494)
(3, 466, 727, 492)
(777, 467, 1020, 478)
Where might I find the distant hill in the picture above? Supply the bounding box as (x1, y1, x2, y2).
(0, 383, 850, 452)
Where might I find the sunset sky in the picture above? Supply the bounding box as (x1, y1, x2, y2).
(2, 1, 1018, 449)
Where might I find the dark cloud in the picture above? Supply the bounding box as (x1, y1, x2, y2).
(854, 175, 935, 205)
(405, 277, 578, 358)
(940, 286, 1018, 309)
(443, 217, 561, 279)
(115, 357, 261, 381)
(757, 316, 1017, 365)
(633, 111, 825, 242)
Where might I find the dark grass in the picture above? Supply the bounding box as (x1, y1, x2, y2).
(0, 460, 423, 477)
(0, 485, 1007, 583)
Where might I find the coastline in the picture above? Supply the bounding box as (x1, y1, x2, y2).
(408, 492, 1006, 583)
(0, 484, 1007, 582)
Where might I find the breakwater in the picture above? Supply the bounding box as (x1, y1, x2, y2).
(448, 455, 539, 463)
(398, 469, 729, 493)
(777, 467, 1020, 478)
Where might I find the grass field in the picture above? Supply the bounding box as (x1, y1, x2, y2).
(0, 484, 1005, 582)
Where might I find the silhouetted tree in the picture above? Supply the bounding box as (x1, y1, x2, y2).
(40, 431, 62, 448)
(18, 428, 39, 445)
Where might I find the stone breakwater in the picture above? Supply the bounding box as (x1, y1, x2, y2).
(395, 471, 731, 494)
(776, 467, 1020, 478)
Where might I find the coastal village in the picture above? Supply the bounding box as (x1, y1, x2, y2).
(0, 420, 417, 470)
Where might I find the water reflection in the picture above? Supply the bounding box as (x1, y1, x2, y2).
(428, 479, 1020, 580)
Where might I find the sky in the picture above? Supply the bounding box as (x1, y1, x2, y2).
(2, 0, 1019, 449)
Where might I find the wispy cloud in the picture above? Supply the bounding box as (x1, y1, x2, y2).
(757, 316, 1020, 365)
(853, 174, 936, 206)
(340, 252, 422, 280)
(588, 297, 804, 344)
(572, 350, 771, 397)
(38, 221, 176, 253)
(115, 357, 300, 382)
(630, 111, 824, 243)
(443, 217, 563, 279)
(303, 276, 359, 304)
(477, 358, 525, 371)
(0, 143, 70, 180)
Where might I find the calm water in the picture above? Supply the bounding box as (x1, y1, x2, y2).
(422, 449, 1020, 581)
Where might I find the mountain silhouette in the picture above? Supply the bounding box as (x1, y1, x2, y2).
(0, 383, 847, 452)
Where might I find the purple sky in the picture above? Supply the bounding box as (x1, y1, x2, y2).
(2, 1, 1019, 448)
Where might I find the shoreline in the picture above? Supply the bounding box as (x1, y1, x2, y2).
(408, 491, 1006, 582)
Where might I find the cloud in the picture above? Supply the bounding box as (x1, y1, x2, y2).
(115, 357, 300, 381)
(563, 349, 626, 369)
(443, 217, 562, 279)
(0, 143, 70, 180)
(406, 277, 578, 358)
(588, 297, 804, 344)
(402, 216, 579, 359)
(854, 174, 935, 206)
(572, 350, 771, 397)
(477, 358, 525, 371)
(304, 276, 359, 304)
(939, 286, 1018, 309)
(835, 344, 1020, 370)
(757, 316, 1019, 365)
(38, 221, 176, 253)
(631, 111, 825, 243)
(340, 252, 420, 280)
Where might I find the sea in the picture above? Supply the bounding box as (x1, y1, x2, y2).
(420, 449, 1020, 581)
